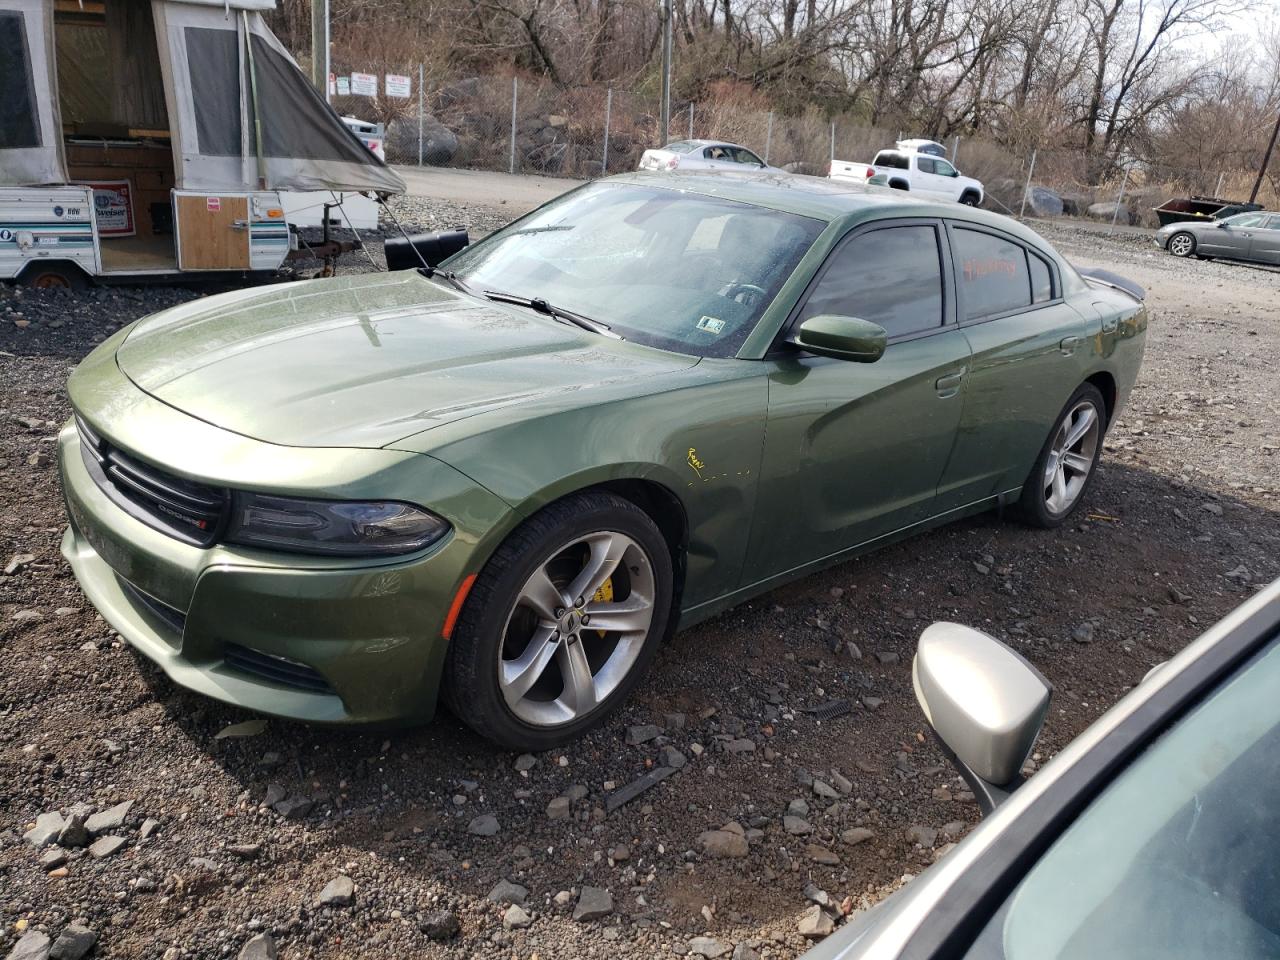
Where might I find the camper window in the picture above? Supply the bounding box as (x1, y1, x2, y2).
(185, 27, 243, 156)
(0, 12, 42, 149)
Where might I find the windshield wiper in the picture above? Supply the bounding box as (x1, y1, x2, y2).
(418, 266, 472, 293)
(483, 290, 620, 339)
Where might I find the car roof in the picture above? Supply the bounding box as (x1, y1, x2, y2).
(607, 169, 1024, 236)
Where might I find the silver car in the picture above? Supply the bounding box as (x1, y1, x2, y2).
(638, 139, 773, 173)
(1156, 210, 1280, 264)
(800, 577, 1280, 960)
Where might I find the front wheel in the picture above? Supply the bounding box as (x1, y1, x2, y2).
(959, 192, 981, 206)
(1016, 384, 1106, 528)
(1167, 232, 1196, 258)
(443, 491, 674, 750)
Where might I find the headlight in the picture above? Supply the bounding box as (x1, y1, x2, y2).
(225, 494, 450, 557)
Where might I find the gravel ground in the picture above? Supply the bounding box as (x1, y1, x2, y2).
(2, 200, 1279, 960)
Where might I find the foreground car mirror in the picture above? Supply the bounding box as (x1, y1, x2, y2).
(913, 623, 1052, 814)
(792, 315, 887, 362)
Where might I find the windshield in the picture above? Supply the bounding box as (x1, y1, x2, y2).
(965, 638, 1280, 959)
(664, 141, 700, 154)
(445, 182, 826, 358)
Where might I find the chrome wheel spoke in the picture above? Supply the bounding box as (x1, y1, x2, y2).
(557, 641, 598, 713)
(584, 596, 651, 634)
(519, 565, 566, 622)
(565, 532, 626, 606)
(1063, 406, 1097, 449)
(1062, 451, 1093, 474)
(501, 625, 560, 705)
(1050, 468, 1069, 511)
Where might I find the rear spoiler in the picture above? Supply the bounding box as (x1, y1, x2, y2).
(1075, 266, 1145, 302)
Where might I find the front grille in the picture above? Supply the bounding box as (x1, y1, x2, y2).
(224, 643, 333, 694)
(119, 577, 187, 638)
(76, 413, 228, 547)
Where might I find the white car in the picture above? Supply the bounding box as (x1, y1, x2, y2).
(829, 147, 984, 206)
(638, 140, 773, 173)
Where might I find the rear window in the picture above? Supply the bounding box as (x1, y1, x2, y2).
(953, 227, 1032, 320)
(664, 141, 699, 154)
(874, 151, 909, 170)
(0, 12, 42, 149)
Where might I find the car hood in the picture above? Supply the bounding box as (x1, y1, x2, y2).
(115, 272, 698, 449)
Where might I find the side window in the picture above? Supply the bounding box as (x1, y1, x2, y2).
(734, 148, 764, 166)
(934, 159, 957, 177)
(797, 225, 944, 339)
(1227, 213, 1265, 228)
(916, 157, 937, 174)
(1028, 251, 1053, 303)
(0, 12, 42, 149)
(953, 228, 1033, 320)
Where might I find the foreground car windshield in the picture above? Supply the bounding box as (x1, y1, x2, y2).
(445, 182, 826, 358)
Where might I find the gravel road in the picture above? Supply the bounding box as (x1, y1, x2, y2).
(2, 199, 1278, 960)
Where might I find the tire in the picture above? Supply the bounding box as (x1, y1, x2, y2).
(1167, 232, 1196, 258)
(19, 261, 89, 290)
(1016, 383, 1107, 529)
(959, 192, 980, 206)
(443, 491, 674, 750)
(889, 179, 909, 191)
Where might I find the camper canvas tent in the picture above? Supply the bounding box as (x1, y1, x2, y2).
(0, 0, 403, 283)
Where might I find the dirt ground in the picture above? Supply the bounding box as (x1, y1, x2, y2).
(2, 208, 1278, 960)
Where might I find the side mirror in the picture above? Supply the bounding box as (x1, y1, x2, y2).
(913, 623, 1052, 814)
(1217, 221, 1230, 229)
(792, 315, 887, 362)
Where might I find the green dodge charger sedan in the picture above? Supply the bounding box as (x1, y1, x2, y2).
(59, 172, 1148, 749)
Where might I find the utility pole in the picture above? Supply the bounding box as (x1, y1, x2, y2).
(310, 0, 329, 100)
(1249, 109, 1280, 204)
(659, 0, 672, 145)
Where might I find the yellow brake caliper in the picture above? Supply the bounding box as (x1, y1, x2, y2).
(591, 579, 613, 636)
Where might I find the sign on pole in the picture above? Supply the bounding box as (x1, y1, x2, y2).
(336, 76, 350, 96)
(351, 72, 378, 96)
(328, 72, 336, 97)
(385, 74, 411, 98)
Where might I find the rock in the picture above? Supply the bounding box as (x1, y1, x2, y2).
(660, 746, 687, 770)
(1201, 501, 1223, 516)
(315, 875, 355, 907)
(906, 824, 938, 848)
(723, 738, 755, 755)
(875, 651, 900, 665)
(1025, 186, 1064, 218)
(797, 905, 836, 938)
(663, 712, 687, 731)
(842, 827, 875, 845)
(262, 784, 287, 807)
(49, 925, 97, 960)
(688, 937, 730, 958)
(39, 849, 66, 870)
(830, 771, 853, 794)
(503, 904, 532, 930)
(787, 798, 810, 817)
(805, 843, 841, 865)
(573, 886, 614, 921)
(1087, 200, 1132, 224)
(227, 843, 261, 860)
(273, 797, 313, 819)
(1071, 622, 1095, 644)
(139, 819, 161, 841)
(783, 816, 813, 835)
(626, 724, 662, 745)
(3, 553, 35, 575)
(698, 829, 749, 858)
(419, 909, 460, 941)
(6, 931, 50, 960)
(235, 934, 276, 960)
(553, 890, 573, 907)
(546, 796, 571, 820)
(846, 642, 862, 660)
(609, 844, 631, 862)
(85, 800, 133, 835)
(514, 754, 537, 772)
(88, 835, 126, 859)
(189, 857, 220, 873)
(732, 946, 762, 960)
(487, 879, 529, 905)
(56, 814, 89, 849)
(213, 718, 267, 740)
(812, 780, 839, 800)
(23, 812, 65, 848)
(1226, 564, 1252, 582)
(804, 883, 832, 906)
(467, 814, 500, 836)
(861, 696, 883, 712)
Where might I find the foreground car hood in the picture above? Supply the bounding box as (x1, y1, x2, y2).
(116, 273, 696, 448)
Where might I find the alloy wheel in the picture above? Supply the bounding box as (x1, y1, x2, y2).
(1043, 400, 1101, 515)
(1168, 233, 1194, 257)
(498, 530, 655, 727)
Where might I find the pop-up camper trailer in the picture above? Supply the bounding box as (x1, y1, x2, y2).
(0, 0, 404, 286)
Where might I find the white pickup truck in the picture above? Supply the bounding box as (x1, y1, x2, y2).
(830, 145, 984, 206)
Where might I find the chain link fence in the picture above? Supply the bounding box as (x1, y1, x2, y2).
(329, 68, 1279, 227)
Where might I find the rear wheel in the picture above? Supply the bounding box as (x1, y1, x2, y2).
(1016, 384, 1106, 528)
(443, 491, 673, 750)
(19, 261, 89, 290)
(1167, 232, 1196, 258)
(959, 192, 981, 206)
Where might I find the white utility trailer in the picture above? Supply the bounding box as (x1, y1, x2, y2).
(0, 0, 403, 287)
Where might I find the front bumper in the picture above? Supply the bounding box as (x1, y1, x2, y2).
(58, 359, 512, 725)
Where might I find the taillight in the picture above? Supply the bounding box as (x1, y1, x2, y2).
(667, 157, 679, 169)
(866, 167, 875, 178)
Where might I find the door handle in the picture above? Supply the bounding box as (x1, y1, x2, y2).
(231, 219, 249, 231)
(935, 371, 964, 397)
(1059, 336, 1082, 354)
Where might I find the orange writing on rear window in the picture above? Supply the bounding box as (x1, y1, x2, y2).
(963, 258, 1016, 282)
